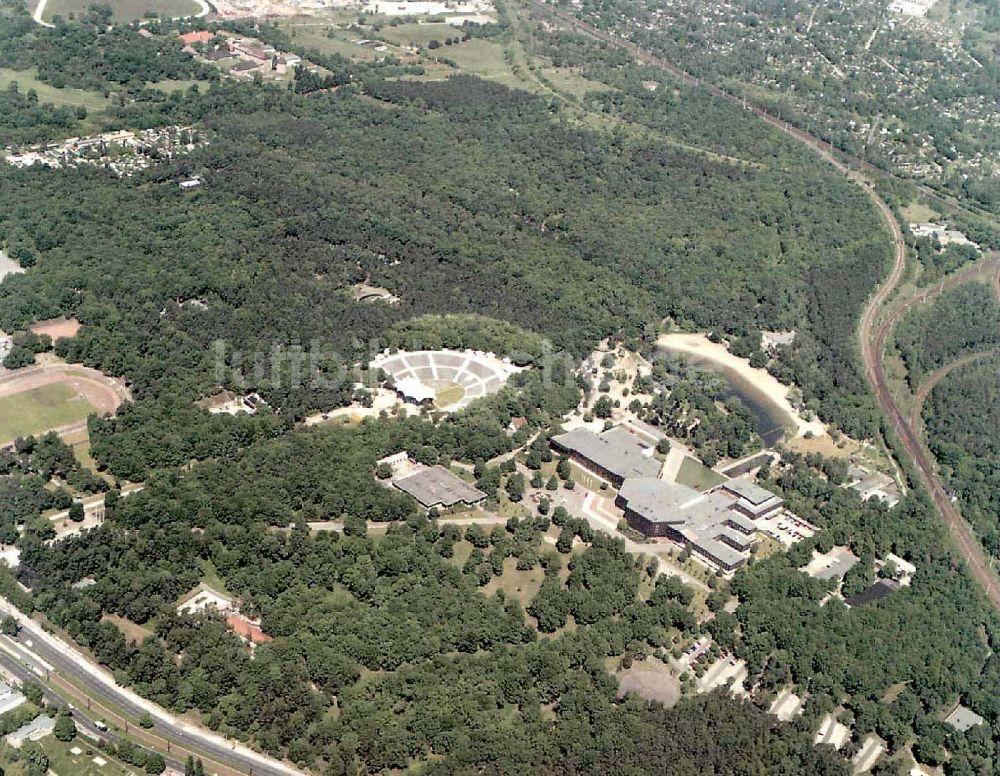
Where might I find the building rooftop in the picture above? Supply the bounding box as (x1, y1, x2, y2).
(393, 465, 486, 508)
(551, 426, 661, 482)
(719, 477, 779, 506)
(394, 376, 435, 404)
(945, 704, 986, 732)
(7, 715, 54, 746)
(618, 478, 753, 568)
(844, 579, 900, 607)
(802, 547, 860, 581)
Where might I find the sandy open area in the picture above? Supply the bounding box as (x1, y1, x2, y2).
(656, 333, 826, 438)
(616, 662, 681, 708)
(29, 317, 81, 341)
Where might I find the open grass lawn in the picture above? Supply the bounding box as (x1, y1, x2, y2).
(43, 737, 133, 776)
(674, 456, 726, 491)
(379, 22, 457, 48)
(102, 613, 156, 645)
(43, 0, 200, 22)
(0, 67, 110, 112)
(278, 20, 383, 60)
(482, 555, 545, 605)
(429, 381, 464, 407)
(199, 559, 232, 596)
(899, 200, 940, 223)
(443, 39, 517, 82)
(540, 66, 609, 98)
(0, 735, 132, 775)
(147, 78, 213, 93)
(0, 383, 97, 442)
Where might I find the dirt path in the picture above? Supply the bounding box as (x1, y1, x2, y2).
(521, 1, 1000, 609)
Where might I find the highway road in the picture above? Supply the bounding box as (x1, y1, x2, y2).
(525, 0, 1000, 609)
(0, 636, 186, 771)
(0, 601, 303, 776)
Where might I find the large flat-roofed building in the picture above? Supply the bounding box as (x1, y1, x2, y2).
(616, 479, 758, 571)
(550, 426, 661, 486)
(716, 477, 783, 518)
(393, 465, 487, 509)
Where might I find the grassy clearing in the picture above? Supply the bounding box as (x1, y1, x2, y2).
(280, 21, 384, 60)
(482, 555, 546, 605)
(147, 78, 213, 93)
(102, 613, 156, 645)
(430, 382, 464, 407)
(539, 66, 609, 98)
(443, 39, 520, 83)
(199, 559, 232, 596)
(43, 0, 200, 22)
(0, 734, 131, 775)
(674, 457, 726, 491)
(379, 22, 458, 48)
(0, 68, 110, 112)
(899, 200, 940, 223)
(0, 383, 97, 442)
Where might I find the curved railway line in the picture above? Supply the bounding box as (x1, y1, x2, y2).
(524, 0, 1000, 608)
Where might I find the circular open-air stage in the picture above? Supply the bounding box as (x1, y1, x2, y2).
(370, 349, 522, 411)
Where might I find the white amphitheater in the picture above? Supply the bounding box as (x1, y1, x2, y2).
(370, 349, 522, 411)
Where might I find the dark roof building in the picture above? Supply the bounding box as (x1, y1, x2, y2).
(393, 466, 486, 509)
(550, 426, 661, 486)
(844, 579, 900, 607)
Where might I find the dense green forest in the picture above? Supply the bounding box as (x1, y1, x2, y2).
(894, 284, 1000, 387)
(15, 412, 1000, 771)
(923, 357, 1000, 559)
(0, 82, 88, 146)
(0, 2, 890, 443)
(19, 421, 844, 773)
(5, 5, 992, 773)
(727, 459, 1000, 772)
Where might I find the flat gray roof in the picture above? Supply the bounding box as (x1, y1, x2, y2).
(393, 466, 486, 508)
(619, 478, 754, 567)
(946, 704, 986, 732)
(720, 477, 779, 506)
(812, 548, 860, 581)
(686, 533, 745, 568)
(551, 426, 661, 481)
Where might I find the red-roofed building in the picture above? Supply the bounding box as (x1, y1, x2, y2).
(179, 30, 214, 45)
(226, 614, 272, 645)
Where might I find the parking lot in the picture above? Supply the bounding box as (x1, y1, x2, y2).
(755, 509, 817, 546)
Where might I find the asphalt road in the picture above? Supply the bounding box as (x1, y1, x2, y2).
(0, 615, 301, 776)
(0, 639, 188, 771)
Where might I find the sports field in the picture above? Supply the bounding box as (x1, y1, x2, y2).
(0, 382, 97, 442)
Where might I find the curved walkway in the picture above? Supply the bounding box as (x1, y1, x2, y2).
(31, 0, 54, 27)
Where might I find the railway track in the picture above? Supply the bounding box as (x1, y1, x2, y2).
(524, 0, 1000, 609)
